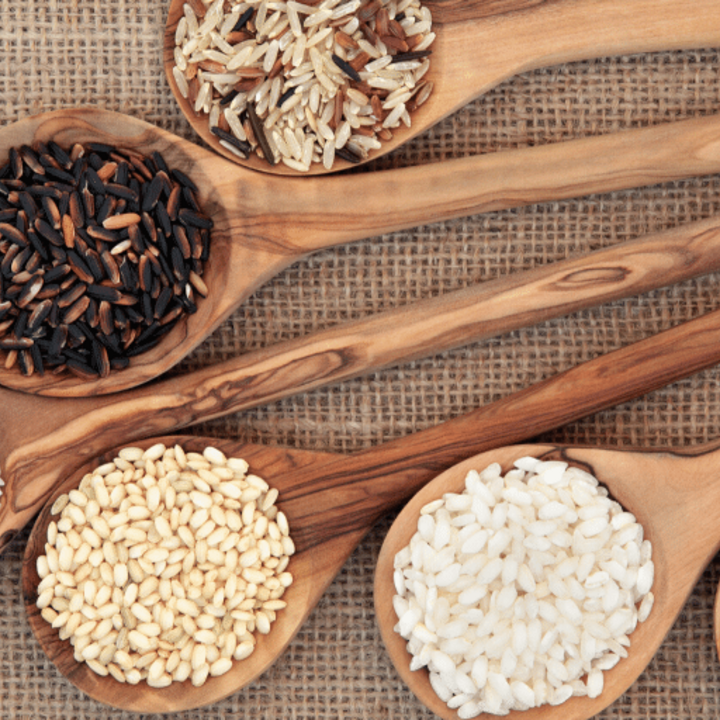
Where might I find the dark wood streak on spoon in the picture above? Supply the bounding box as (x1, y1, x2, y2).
(6, 110, 720, 395)
(6, 210, 720, 554)
(164, 0, 720, 174)
(20, 307, 720, 712)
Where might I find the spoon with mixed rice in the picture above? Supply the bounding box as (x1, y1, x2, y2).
(165, 0, 720, 174)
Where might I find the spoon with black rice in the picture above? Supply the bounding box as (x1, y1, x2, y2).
(5, 108, 720, 396)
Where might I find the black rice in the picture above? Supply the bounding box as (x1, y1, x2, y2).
(0, 141, 213, 379)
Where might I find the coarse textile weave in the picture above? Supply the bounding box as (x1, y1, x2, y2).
(1, 1, 720, 718)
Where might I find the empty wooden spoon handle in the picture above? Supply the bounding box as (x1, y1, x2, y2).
(427, 0, 720, 121)
(144, 214, 720, 417)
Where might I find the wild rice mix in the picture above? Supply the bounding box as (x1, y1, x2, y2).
(36, 444, 294, 687)
(392, 457, 655, 717)
(172, 0, 435, 171)
(0, 142, 212, 379)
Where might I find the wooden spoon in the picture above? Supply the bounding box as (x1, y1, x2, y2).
(164, 0, 720, 174)
(21, 305, 720, 711)
(714, 587, 720, 664)
(8, 109, 720, 396)
(5, 211, 720, 555)
(375, 439, 720, 720)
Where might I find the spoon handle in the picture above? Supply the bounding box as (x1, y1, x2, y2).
(3, 215, 720, 551)
(284, 306, 720, 548)
(433, 0, 720, 115)
(188, 215, 720, 405)
(288, 115, 720, 251)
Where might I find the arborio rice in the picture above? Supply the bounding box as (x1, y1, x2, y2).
(392, 457, 655, 718)
(172, 0, 435, 171)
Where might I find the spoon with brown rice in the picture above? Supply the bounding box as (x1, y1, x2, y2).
(164, 0, 720, 174)
(20, 307, 720, 711)
(6, 108, 720, 395)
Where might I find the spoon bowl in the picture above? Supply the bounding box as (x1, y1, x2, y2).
(375, 441, 720, 720)
(22, 435, 338, 712)
(7, 109, 720, 395)
(164, 0, 720, 175)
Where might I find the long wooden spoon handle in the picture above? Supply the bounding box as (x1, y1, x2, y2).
(187, 214, 720, 407)
(432, 0, 720, 115)
(3, 215, 720, 552)
(299, 115, 720, 249)
(285, 306, 720, 547)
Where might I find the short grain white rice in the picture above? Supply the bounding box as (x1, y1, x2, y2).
(392, 457, 654, 717)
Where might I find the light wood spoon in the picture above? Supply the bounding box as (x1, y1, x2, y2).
(164, 0, 720, 174)
(710, 547, 720, 664)
(5, 211, 720, 555)
(8, 109, 720, 396)
(21, 306, 720, 712)
(375, 438, 720, 720)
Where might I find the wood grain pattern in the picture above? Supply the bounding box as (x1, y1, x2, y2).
(375, 439, 720, 719)
(5, 210, 720, 557)
(164, 0, 720, 173)
(7, 110, 720, 395)
(424, 0, 547, 24)
(21, 317, 720, 710)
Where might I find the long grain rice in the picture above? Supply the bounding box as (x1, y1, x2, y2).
(172, 0, 435, 170)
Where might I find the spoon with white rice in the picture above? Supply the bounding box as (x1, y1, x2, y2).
(375, 440, 720, 719)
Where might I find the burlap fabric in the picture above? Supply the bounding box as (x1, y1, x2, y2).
(2, 1, 720, 718)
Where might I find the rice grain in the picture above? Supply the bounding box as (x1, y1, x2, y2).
(37, 444, 295, 687)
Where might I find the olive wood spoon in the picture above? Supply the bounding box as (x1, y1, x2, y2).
(375, 439, 720, 719)
(21, 316, 720, 711)
(710, 550, 720, 663)
(11, 109, 720, 396)
(5, 213, 720, 554)
(164, 0, 720, 174)
(715, 586, 720, 663)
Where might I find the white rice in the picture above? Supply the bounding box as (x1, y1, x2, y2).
(392, 457, 655, 718)
(173, 0, 435, 170)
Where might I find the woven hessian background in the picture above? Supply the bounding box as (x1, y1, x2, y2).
(2, 1, 720, 718)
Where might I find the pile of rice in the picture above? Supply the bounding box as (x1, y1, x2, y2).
(392, 457, 655, 717)
(172, 0, 435, 170)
